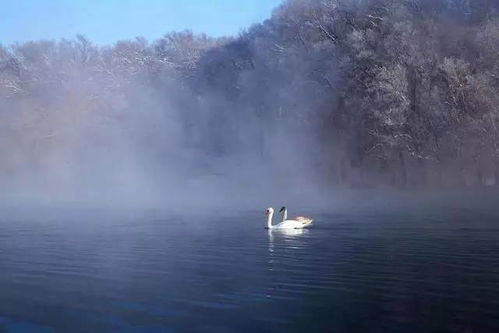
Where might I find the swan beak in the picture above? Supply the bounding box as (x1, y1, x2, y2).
(279, 207, 286, 213)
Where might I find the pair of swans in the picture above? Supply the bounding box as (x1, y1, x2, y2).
(265, 207, 313, 229)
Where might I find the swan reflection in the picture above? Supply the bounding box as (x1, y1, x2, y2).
(266, 224, 309, 300)
(267, 227, 308, 255)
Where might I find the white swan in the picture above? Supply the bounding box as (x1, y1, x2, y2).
(265, 207, 313, 229)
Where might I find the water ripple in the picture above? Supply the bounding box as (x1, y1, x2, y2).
(1, 210, 499, 332)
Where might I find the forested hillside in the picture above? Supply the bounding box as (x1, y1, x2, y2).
(2, 0, 499, 193)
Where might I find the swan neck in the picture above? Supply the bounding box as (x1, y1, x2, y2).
(267, 211, 274, 228)
(283, 209, 288, 221)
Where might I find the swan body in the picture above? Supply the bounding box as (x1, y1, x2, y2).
(266, 207, 313, 229)
(279, 206, 313, 227)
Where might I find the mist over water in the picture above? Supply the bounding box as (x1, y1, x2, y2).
(3, 0, 499, 210)
(0, 38, 330, 212)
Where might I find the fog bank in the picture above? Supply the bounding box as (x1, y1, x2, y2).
(2, 0, 499, 213)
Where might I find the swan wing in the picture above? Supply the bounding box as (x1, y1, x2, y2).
(274, 218, 313, 229)
(295, 216, 313, 224)
(274, 220, 303, 229)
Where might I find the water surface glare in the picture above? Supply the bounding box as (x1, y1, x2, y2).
(1, 205, 499, 332)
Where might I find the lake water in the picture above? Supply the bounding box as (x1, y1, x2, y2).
(1, 197, 499, 332)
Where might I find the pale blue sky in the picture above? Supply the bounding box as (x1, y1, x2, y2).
(1, 0, 283, 45)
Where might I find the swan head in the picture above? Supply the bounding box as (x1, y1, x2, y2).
(265, 207, 274, 216)
(279, 206, 286, 213)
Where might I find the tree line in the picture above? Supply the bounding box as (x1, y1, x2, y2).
(1, 0, 499, 189)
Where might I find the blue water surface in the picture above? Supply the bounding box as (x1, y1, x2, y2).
(1, 196, 499, 332)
